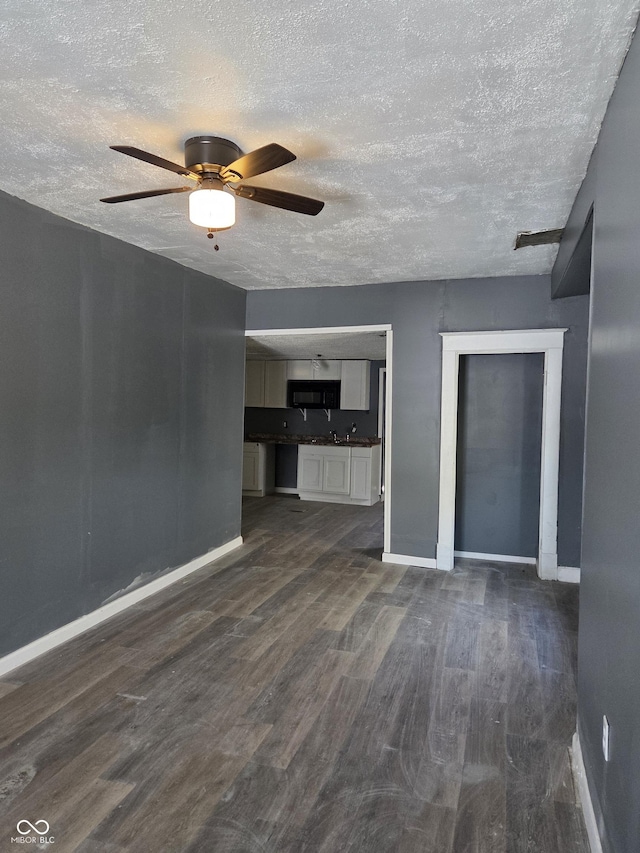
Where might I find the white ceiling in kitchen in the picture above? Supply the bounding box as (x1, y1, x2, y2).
(246, 332, 387, 361)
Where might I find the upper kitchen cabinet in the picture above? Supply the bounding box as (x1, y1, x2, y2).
(287, 360, 313, 380)
(340, 360, 370, 410)
(264, 361, 288, 408)
(245, 361, 265, 407)
(287, 359, 341, 380)
(246, 360, 288, 408)
(245, 358, 371, 410)
(313, 360, 341, 380)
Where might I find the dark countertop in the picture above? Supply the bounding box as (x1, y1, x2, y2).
(245, 433, 381, 447)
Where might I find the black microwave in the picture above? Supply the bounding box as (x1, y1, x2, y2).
(287, 380, 341, 409)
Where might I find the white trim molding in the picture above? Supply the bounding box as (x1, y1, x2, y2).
(246, 324, 393, 336)
(274, 487, 299, 495)
(382, 552, 437, 569)
(571, 731, 604, 853)
(558, 566, 581, 584)
(436, 328, 567, 579)
(0, 535, 243, 679)
(454, 550, 536, 565)
(377, 367, 386, 439)
(377, 366, 387, 500)
(383, 331, 393, 554)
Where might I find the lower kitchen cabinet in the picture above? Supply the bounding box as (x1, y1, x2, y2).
(323, 452, 352, 495)
(350, 449, 374, 501)
(298, 451, 324, 492)
(297, 444, 381, 505)
(242, 442, 275, 497)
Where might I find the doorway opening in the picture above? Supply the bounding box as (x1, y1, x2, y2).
(454, 352, 544, 563)
(242, 324, 393, 555)
(436, 328, 567, 579)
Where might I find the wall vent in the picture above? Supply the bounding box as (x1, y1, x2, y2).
(514, 228, 564, 249)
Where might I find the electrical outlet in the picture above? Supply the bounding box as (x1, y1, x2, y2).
(283, 420, 288, 429)
(602, 715, 611, 762)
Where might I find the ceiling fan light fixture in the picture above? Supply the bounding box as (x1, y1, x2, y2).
(102, 137, 324, 228)
(189, 187, 235, 230)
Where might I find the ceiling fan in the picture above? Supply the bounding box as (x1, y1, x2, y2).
(101, 136, 324, 237)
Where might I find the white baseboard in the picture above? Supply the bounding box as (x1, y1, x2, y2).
(445, 550, 578, 582)
(559, 566, 581, 584)
(382, 552, 437, 569)
(299, 492, 380, 506)
(571, 731, 603, 853)
(274, 487, 299, 495)
(0, 535, 244, 679)
(454, 550, 536, 565)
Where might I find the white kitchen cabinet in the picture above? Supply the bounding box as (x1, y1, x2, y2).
(242, 448, 260, 491)
(297, 444, 381, 505)
(298, 451, 324, 492)
(247, 358, 369, 410)
(350, 451, 372, 501)
(245, 360, 289, 408)
(287, 359, 342, 380)
(340, 361, 371, 410)
(350, 446, 381, 503)
(323, 453, 351, 494)
(264, 361, 288, 408)
(313, 360, 342, 379)
(287, 360, 313, 380)
(245, 361, 265, 408)
(242, 442, 275, 497)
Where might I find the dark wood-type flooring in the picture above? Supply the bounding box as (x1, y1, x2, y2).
(0, 496, 588, 852)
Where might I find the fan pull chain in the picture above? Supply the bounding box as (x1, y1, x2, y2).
(207, 228, 220, 251)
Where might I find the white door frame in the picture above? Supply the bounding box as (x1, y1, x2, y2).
(377, 367, 386, 496)
(245, 325, 393, 554)
(377, 367, 386, 438)
(436, 328, 567, 580)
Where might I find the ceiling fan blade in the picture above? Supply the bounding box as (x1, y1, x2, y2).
(220, 144, 296, 182)
(235, 185, 324, 216)
(100, 186, 192, 203)
(110, 146, 199, 180)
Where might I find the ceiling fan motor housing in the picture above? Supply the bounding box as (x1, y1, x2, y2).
(184, 136, 242, 174)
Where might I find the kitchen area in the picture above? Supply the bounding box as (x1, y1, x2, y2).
(242, 331, 387, 506)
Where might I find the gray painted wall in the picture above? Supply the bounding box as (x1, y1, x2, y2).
(455, 353, 544, 557)
(552, 208, 593, 299)
(0, 189, 246, 657)
(247, 277, 588, 565)
(552, 160, 596, 298)
(554, 23, 640, 853)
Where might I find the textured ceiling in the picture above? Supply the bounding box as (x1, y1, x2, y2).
(1, 1, 638, 290)
(246, 332, 387, 360)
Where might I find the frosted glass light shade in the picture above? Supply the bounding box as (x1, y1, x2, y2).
(189, 188, 235, 229)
